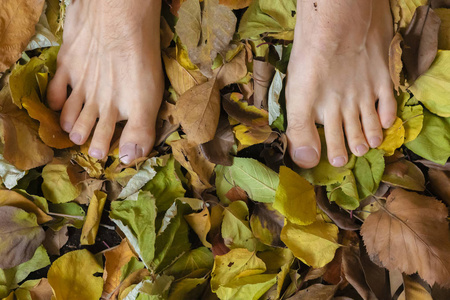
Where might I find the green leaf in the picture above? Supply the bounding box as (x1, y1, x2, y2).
(120, 257, 145, 282)
(143, 156, 186, 212)
(223, 157, 279, 203)
(118, 158, 157, 199)
(280, 220, 340, 268)
(214, 164, 234, 204)
(400, 104, 424, 143)
(0, 246, 50, 298)
(215, 274, 277, 300)
(274, 166, 316, 225)
(0, 206, 45, 269)
(164, 247, 214, 279)
(250, 203, 285, 247)
(353, 149, 385, 200)
(327, 173, 360, 210)
(222, 201, 262, 251)
(139, 275, 174, 299)
(152, 200, 192, 272)
(406, 108, 450, 164)
(168, 278, 208, 300)
(409, 51, 450, 117)
(110, 191, 157, 269)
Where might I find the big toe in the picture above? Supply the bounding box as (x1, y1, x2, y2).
(119, 117, 156, 165)
(286, 113, 321, 169)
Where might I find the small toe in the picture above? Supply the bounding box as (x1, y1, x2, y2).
(69, 103, 98, 145)
(60, 89, 84, 133)
(361, 102, 383, 148)
(378, 88, 397, 129)
(286, 112, 321, 169)
(324, 110, 348, 167)
(89, 111, 118, 160)
(119, 116, 156, 165)
(47, 69, 70, 111)
(343, 107, 369, 157)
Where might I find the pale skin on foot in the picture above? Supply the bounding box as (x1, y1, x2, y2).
(47, 0, 397, 168)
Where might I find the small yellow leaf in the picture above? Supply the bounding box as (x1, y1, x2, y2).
(184, 205, 212, 248)
(80, 191, 107, 245)
(48, 249, 103, 300)
(280, 219, 340, 268)
(233, 124, 272, 150)
(378, 117, 405, 156)
(0, 190, 52, 224)
(273, 166, 316, 226)
(400, 105, 424, 143)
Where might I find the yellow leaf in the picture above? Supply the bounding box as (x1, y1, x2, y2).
(400, 105, 424, 143)
(0, 190, 52, 224)
(377, 117, 405, 156)
(233, 124, 272, 150)
(273, 166, 316, 226)
(80, 191, 107, 245)
(103, 239, 136, 296)
(48, 249, 103, 300)
(280, 219, 340, 268)
(184, 205, 212, 248)
(42, 158, 81, 204)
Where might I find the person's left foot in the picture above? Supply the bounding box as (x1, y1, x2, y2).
(47, 0, 164, 164)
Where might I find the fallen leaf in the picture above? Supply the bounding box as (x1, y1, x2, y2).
(0, 0, 45, 72)
(48, 249, 103, 300)
(176, 0, 237, 77)
(273, 166, 316, 226)
(428, 169, 450, 205)
(200, 115, 235, 166)
(225, 186, 248, 202)
(42, 226, 68, 256)
(26, 6, 59, 51)
(391, 0, 429, 30)
(0, 154, 26, 189)
(268, 69, 285, 124)
(389, 32, 405, 92)
(431, 0, 450, 8)
(220, 0, 253, 10)
(401, 274, 433, 300)
(378, 117, 405, 156)
(281, 219, 340, 268)
(80, 190, 107, 245)
(400, 104, 424, 143)
(215, 273, 277, 300)
(435, 8, 450, 49)
(184, 205, 212, 248)
(0, 206, 45, 269)
(253, 59, 275, 109)
(164, 247, 214, 279)
(118, 158, 157, 199)
(0, 190, 52, 224)
(167, 277, 208, 300)
(382, 153, 425, 191)
(233, 123, 273, 150)
(326, 173, 360, 210)
(286, 284, 338, 300)
(250, 202, 285, 247)
(402, 5, 441, 83)
(223, 92, 269, 127)
(361, 188, 450, 288)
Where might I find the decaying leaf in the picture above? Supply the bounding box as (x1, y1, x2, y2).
(382, 152, 425, 191)
(80, 191, 107, 245)
(0, 0, 45, 72)
(361, 188, 450, 288)
(200, 116, 235, 166)
(389, 32, 404, 91)
(42, 226, 68, 256)
(250, 202, 285, 247)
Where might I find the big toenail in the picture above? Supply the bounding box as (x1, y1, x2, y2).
(332, 156, 347, 167)
(120, 143, 144, 164)
(89, 148, 104, 160)
(62, 122, 73, 132)
(369, 137, 382, 148)
(356, 144, 368, 155)
(69, 132, 82, 144)
(294, 147, 319, 164)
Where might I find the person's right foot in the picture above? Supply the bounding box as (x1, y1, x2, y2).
(47, 0, 164, 164)
(286, 0, 397, 169)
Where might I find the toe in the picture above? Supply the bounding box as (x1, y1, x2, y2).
(47, 69, 69, 111)
(286, 112, 321, 169)
(361, 102, 383, 148)
(324, 110, 348, 167)
(343, 107, 369, 157)
(89, 111, 118, 160)
(69, 103, 98, 145)
(119, 113, 156, 165)
(377, 87, 397, 129)
(60, 89, 84, 133)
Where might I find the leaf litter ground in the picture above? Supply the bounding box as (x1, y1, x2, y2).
(0, 0, 450, 299)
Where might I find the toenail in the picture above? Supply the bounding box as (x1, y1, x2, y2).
(89, 148, 104, 160)
(120, 143, 144, 164)
(62, 122, 73, 132)
(356, 144, 368, 155)
(332, 156, 347, 167)
(369, 137, 382, 148)
(69, 132, 82, 144)
(293, 146, 319, 165)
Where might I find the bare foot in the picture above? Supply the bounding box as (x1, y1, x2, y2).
(47, 0, 164, 164)
(286, 0, 397, 169)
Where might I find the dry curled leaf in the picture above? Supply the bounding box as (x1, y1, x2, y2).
(361, 188, 450, 288)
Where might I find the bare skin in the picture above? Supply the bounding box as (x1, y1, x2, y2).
(286, 0, 397, 168)
(47, 0, 163, 164)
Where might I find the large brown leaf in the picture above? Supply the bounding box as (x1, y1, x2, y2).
(0, 0, 45, 72)
(200, 115, 235, 166)
(403, 5, 441, 83)
(361, 188, 450, 288)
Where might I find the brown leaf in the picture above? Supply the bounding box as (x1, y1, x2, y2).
(219, 0, 253, 10)
(253, 59, 275, 109)
(431, 0, 450, 8)
(322, 248, 344, 286)
(42, 226, 68, 256)
(416, 159, 450, 171)
(316, 187, 360, 231)
(389, 32, 404, 92)
(216, 49, 248, 89)
(361, 188, 450, 288)
(382, 154, 425, 191)
(359, 242, 390, 300)
(160, 17, 174, 49)
(403, 5, 441, 83)
(0, 190, 52, 224)
(222, 92, 269, 126)
(0, 83, 53, 170)
(287, 284, 338, 300)
(29, 278, 53, 300)
(428, 169, 450, 206)
(171, 138, 215, 193)
(200, 115, 235, 166)
(225, 186, 248, 202)
(0, 0, 45, 72)
(249, 202, 284, 247)
(175, 0, 237, 77)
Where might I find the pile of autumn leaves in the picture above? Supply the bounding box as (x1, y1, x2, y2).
(0, 0, 449, 299)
